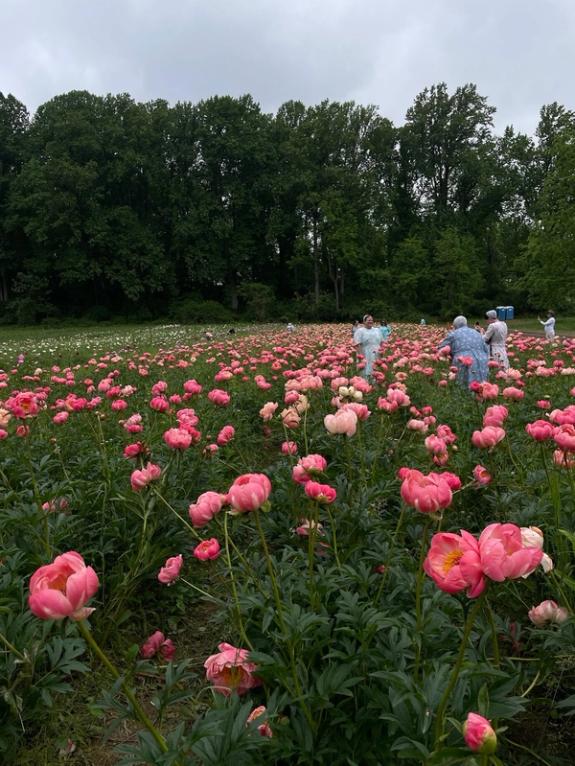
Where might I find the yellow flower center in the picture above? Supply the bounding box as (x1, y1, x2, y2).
(442, 549, 463, 574)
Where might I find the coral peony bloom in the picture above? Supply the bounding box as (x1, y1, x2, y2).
(525, 420, 555, 442)
(292, 454, 327, 484)
(204, 642, 261, 696)
(157, 554, 183, 584)
(400, 470, 453, 514)
(478, 523, 543, 581)
(216, 425, 235, 446)
(463, 712, 497, 754)
(28, 551, 99, 620)
(528, 600, 569, 626)
(53, 411, 69, 425)
(193, 538, 221, 561)
(130, 462, 162, 491)
(553, 424, 575, 452)
(141, 630, 176, 660)
(208, 389, 231, 407)
(473, 465, 492, 486)
(228, 473, 272, 513)
(424, 531, 485, 597)
(304, 480, 337, 503)
(471, 426, 506, 449)
(281, 440, 298, 455)
(163, 427, 193, 450)
(188, 491, 226, 527)
(259, 401, 278, 421)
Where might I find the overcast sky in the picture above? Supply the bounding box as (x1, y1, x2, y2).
(2, 0, 574, 135)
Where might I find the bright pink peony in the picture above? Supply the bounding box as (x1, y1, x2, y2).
(473, 465, 492, 485)
(228, 473, 272, 512)
(463, 712, 497, 754)
(526, 420, 555, 441)
(553, 423, 575, 452)
(423, 531, 485, 597)
(28, 551, 99, 620)
(204, 642, 261, 696)
(304, 481, 337, 503)
(188, 491, 226, 527)
(400, 470, 453, 514)
(216, 425, 235, 446)
(130, 462, 161, 491)
(193, 538, 221, 561)
(163, 427, 193, 450)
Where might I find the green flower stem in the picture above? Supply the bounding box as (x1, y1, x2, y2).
(76, 620, 171, 759)
(413, 517, 432, 680)
(433, 594, 485, 748)
(326, 506, 342, 570)
(152, 489, 202, 540)
(540, 444, 564, 567)
(179, 577, 224, 605)
(223, 512, 253, 650)
(486, 601, 500, 667)
(302, 407, 309, 455)
(374, 504, 407, 602)
(0, 631, 27, 662)
(253, 509, 287, 634)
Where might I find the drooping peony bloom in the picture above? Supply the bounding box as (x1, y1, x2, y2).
(400, 470, 453, 514)
(463, 712, 497, 754)
(478, 523, 543, 581)
(528, 600, 569, 626)
(28, 551, 99, 620)
(193, 538, 221, 561)
(130, 462, 162, 491)
(141, 630, 176, 661)
(473, 465, 492, 486)
(227, 473, 272, 513)
(471, 426, 506, 449)
(423, 531, 485, 597)
(188, 491, 226, 527)
(304, 481, 337, 504)
(204, 642, 261, 696)
(157, 554, 183, 584)
(292, 454, 328, 484)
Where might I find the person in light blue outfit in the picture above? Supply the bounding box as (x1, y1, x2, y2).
(353, 314, 382, 379)
(438, 315, 489, 388)
(379, 319, 392, 343)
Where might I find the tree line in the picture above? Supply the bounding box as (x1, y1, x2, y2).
(0, 84, 574, 324)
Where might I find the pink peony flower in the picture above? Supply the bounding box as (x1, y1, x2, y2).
(473, 465, 492, 486)
(204, 642, 261, 696)
(216, 425, 235, 446)
(259, 401, 278, 421)
(28, 551, 99, 620)
(52, 411, 69, 425)
(157, 554, 183, 584)
(208, 389, 231, 407)
(193, 538, 221, 561)
(400, 470, 453, 514)
(463, 712, 497, 754)
(304, 481, 337, 504)
(140, 630, 176, 661)
(188, 491, 226, 527)
(246, 705, 273, 738)
(130, 462, 162, 492)
(227, 473, 272, 513)
(281, 440, 298, 455)
(553, 423, 575, 452)
(471, 426, 506, 449)
(528, 600, 569, 626)
(292, 454, 328, 484)
(424, 531, 485, 597)
(478, 523, 543, 581)
(324, 408, 358, 437)
(163, 427, 193, 450)
(526, 420, 555, 442)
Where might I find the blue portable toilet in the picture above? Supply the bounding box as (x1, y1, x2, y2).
(505, 306, 514, 320)
(496, 306, 507, 321)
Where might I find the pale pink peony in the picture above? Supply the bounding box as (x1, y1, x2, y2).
(471, 426, 506, 449)
(324, 408, 358, 437)
(528, 600, 569, 626)
(259, 401, 278, 421)
(478, 523, 543, 581)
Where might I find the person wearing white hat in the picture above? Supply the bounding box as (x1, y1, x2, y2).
(483, 309, 509, 370)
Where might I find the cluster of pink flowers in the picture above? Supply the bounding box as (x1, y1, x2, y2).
(424, 523, 545, 598)
(140, 630, 176, 661)
(130, 462, 162, 491)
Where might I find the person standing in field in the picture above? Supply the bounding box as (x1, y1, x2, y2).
(353, 314, 382, 379)
(379, 319, 392, 343)
(538, 311, 556, 340)
(483, 309, 509, 370)
(438, 315, 489, 388)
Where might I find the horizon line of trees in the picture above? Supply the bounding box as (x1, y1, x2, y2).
(1, 83, 575, 325)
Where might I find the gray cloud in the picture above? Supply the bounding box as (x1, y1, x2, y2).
(1, 0, 574, 134)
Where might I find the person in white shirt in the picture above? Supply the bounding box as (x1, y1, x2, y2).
(353, 314, 382, 378)
(538, 311, 556, 340)
(483, 309, 509, 370)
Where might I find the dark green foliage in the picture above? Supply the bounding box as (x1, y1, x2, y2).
(0, 84, 573, 320)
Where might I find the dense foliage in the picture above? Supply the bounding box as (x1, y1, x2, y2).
(1, 323, 574, 765)
(1, 87, 575, 323)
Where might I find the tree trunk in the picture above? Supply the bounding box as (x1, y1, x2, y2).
(313, 214, 320, 305)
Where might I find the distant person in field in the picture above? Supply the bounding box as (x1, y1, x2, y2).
(538, 311, 556, 340)
(286, 322, 295, 332)
(438, 315, 489, 388)
(420, 318, 426, 325)
(353, 314, 382, 379)
(483, 309, 509, 370)
(379, 319, 392, 343)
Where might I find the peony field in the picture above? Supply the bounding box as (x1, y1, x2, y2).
(1, 322, 575, 766)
